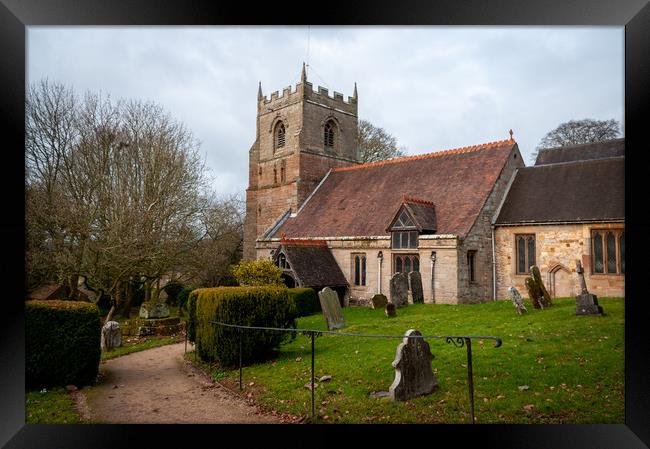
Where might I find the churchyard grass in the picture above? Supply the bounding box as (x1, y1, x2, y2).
(101, 335, 183, 361)
(26, 388, 82, 424)
(192, 297, 624, 423)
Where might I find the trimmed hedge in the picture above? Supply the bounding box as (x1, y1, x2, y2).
(288, 288, 320, 317)
(186, 289, 200, 344)
(195, 286, 297, 366)
(26, 300, 101, 388)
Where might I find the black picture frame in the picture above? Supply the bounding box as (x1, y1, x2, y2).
(1, 1, 648, 447)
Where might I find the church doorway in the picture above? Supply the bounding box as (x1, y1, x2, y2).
(281, 273, 296, 288)
(549, 264, 574, 298)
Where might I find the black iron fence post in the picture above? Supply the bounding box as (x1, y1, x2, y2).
(465, 337, 475, 424)
(184, 321, 187, 354)
(239, 328, 243, 391)
(310, 331, 315, 419)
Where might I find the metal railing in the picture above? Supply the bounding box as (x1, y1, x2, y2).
(190, 321, 502, 424)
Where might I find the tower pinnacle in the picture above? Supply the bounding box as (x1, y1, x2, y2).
(258, 81, 263, 101)
(301, 62, 307, 83)
(353, 82, 358, 99)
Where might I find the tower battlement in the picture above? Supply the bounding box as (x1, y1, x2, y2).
(258, 64, 357, 115)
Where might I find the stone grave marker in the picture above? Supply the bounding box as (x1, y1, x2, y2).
(370, 293, 388, 309)
(508, 287, 527, 315)
(139, 301, 170, 319)
(575, 260, 603, 316)
(409, 271, 424, 304)
(390, 272, 409, 307)
(531, 266, 552, 307)
(385, 302, 397, 317)
(318, 287, 346, 330)
(101, 321, 122, 351)
(389, 329, 438, 401)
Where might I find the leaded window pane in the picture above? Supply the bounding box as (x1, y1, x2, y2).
(405, 257, 411, 273)
(593, 233, 604, 273)
(620, 233, 625, 274)
(354, 256, 360, 285)
(517, 237, 526, 274)
(392, 233, 399, 248)
(410, 231, 418, 248)
(361, 256, 366, 286)
(527, 237, 535, 270)
(413, 257, 420, 272)
(396, 257, 402, 273)
(607, 232, 617, 273)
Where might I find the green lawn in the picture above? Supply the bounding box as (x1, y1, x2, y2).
(192, 297, 624, 424)
(26, 388, 82, 424)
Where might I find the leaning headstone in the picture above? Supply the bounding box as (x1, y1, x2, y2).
(409, 271, 424, 304)
(385, 303, 397, 317)
(101, 321, 122, 351)
(524, 277, 542, 309)
(575, 260, 603, 316)
(139, 301, 170, 319)
(370, 294, 388, 309)
(508, 287, 527, 315)
(531, 266, 552, 307)
(390, 272, 409, 307)
(318, 287, 346, 330)
(389, 329, 438, 401)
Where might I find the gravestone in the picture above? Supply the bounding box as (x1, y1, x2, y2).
(318, 287, 346, 330)
(371, 293, 388, 309)
(525, 266, 552, 309)
(409, 271, 424, 304)
(389, 329, 438, 401)
(139, 301, 170, 319)
(508, 287, 527, 315)
(390, 272, 409, 307)
(575, 260, 603, 316)
(101, 321, 122, 351)
(385, 303, 397, 317)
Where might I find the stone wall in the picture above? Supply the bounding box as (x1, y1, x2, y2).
(494, 222, 625, 299)
(456, 144, 524, 303)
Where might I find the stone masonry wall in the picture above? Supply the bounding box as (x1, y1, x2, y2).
(495, 223, 625, 299)
(456, 144, 525, 303)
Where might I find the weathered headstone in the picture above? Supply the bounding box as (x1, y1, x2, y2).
(318, 287, 346, 330)
(101, 321, 122, 351)
(390, 272, 409, 307)
(385, 302, 397, 317)
(575, 260, 603, 316)
(370, 293, 388, 309)
(389, 329, 438, 401)
(409, 271, 424, 304)
(139, 301, 170, 319)
(531, 266, 552, 307)
(508, 287, 527, 315)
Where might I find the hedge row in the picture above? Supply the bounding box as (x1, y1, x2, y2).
(186, 289, 200, 344)
(287, 288, 320, 317)
(26, 300, 101, 388)
(195, 286, 297, 366)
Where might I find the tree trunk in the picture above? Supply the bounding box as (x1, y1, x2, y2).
(121, 277, 135, 318)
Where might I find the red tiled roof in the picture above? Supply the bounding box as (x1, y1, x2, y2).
(275, 138, 517, 238)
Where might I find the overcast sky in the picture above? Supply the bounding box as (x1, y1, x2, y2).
(27, 26, 624, 197)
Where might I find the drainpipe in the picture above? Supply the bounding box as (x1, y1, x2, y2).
(377, 251, 383, 294)
(491, 225, 497, 301)
(430, 251, 437, 303)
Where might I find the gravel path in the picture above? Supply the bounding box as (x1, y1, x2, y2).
(81, 342, 282, 424)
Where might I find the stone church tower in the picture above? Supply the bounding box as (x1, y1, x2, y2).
(243, 64, 359, 259)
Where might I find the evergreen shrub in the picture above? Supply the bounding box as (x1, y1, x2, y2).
(195, 286, 297, 366)
(231, 259, 283, 286)
(26, 300, 101, 388)
(288, 288, 320, 317)
(186, 289, 200, 344)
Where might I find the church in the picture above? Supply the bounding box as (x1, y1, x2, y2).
(243, 65, 624, 305)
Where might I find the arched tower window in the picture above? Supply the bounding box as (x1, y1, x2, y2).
(324, 120, 335, 149)
(275, 122, 286, 151)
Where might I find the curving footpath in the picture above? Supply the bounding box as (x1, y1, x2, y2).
(80, 342, 282, 424)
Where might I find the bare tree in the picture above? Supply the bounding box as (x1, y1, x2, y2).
(531, 118, 621, 163)
(358, 119, 406, 163)
(26, 80, 211, 322)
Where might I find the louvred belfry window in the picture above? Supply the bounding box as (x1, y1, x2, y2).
(275, 122, 285, 150)
(324, 121, 335, 149)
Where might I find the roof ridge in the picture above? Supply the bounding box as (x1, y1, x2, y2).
(334, 137, 515, 173)
(403, 195, 435, 207)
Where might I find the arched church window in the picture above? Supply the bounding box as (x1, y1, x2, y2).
(324, 120, 335, 149)
(275, 122, 286, 150)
